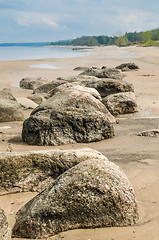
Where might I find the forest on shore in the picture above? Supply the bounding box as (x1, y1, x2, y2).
(49, 28, 159, 47)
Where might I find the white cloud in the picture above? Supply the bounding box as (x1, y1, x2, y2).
(16, 11, 59, 29)
(101, 6, 159, 34)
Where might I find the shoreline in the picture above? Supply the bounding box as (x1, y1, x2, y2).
(1, 46, 159, 240)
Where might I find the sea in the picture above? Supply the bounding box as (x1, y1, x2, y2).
(0, 42, 89, 61)
(0, 42, 135, 62)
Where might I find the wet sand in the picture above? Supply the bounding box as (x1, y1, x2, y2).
(0, 46, 159, 240)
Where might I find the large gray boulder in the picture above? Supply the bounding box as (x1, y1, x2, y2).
(102, 92, 138, 115)
(12, 157, 139, 239)
(0, 148, 101, 195)
(0, 206, 11, 240)
(0, 99, 24, 122)
(22, 89, 115, 146)
(47, 82, 102, 100)
(80, 66, 124, 79)
(82, 78, 134, 98)
(20, 77, 50, 90)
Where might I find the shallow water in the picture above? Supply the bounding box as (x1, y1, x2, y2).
(0, 46, 89, 61)
(29, 63, 62, 69)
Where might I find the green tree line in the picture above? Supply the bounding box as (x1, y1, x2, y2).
(49, 28, 159, 47)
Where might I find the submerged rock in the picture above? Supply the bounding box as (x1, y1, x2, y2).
(102, 92, 138, 115)
(0, 206, 11, 240)
(12, 157, 139, 239)
(22, 89, 115, 146)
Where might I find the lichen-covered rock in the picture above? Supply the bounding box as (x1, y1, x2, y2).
(20, 77, 49, 90)
(0, 148, 102, 195)
(0, 99, 24, 122)
(22, 89, 115, 146)
(12, 157, 139, 239)
(116, 63, 139, 71)
(0, 206, 11, 240)
(47, 82, 102, 100)
(83, 78, 134, 98)
(80, 67, 124, 79)
(102, 92, 138, 115)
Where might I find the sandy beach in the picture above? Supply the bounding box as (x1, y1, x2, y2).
(0, 46, 159, 240)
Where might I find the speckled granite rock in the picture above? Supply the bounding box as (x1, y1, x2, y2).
(0, 206, 11, 240)
(12, 156, 139, 239)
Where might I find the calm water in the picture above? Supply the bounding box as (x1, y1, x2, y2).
(0, 46, 89, 61)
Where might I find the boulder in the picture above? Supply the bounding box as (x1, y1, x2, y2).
(102, 92, 138, 115)
(16, 97, 38, 109)
(12, 157, 139, 239)
(47, 82, 102, 100)
(27, 94, 46, 104)
(138, 129, 159, 137)
(57, 75, 100, 83)
(80, 67, 124, 80)
(20, 77, 50, 90)
(22, 90, 115, 146)
(0, 206, 11, 240)
(33, 80, 68, 94)
(83, 78, 134, 98)
(0, 99, 24, 122)
(115, 63, 139, 71)
(0, 148, 102, 195)
(73, 66, 89, 71)
(0, 88, 17, 102)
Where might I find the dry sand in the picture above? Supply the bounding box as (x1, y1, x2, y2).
(0, 46, 159, 239)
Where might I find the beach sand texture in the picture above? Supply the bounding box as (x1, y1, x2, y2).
(0, 46, 159, 239)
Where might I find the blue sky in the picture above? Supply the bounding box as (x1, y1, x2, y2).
(0, 0, 159, 43)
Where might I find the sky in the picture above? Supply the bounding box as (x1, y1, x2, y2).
(0, 0, 159, 43)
